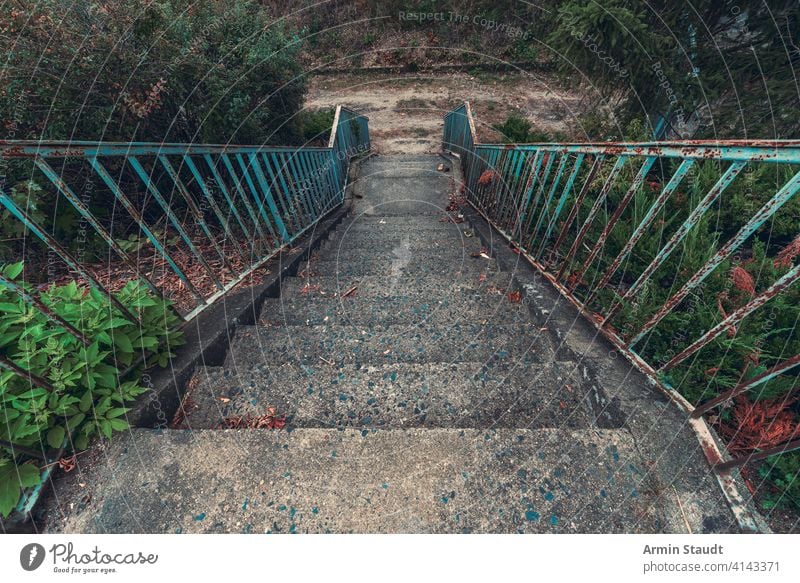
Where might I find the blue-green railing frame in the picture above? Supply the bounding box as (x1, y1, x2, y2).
(444, 102, 800, 479)
(0, 105, 369, 321)
(0, 105, 368, 516)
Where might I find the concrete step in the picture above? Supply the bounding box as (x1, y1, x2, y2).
(353, 158, 451, 216)
(43, 427, 660, 533)
(259, 290, 530, 327)
(321, 231, 480, 253)
(301, 256, 501, 277)
(337, 215, 461, 232)
(312, 245, 488, 266)
(280, 273, 517, 298)
(361, 155, 448, 170)
(181, 361, 593, 430)
(226, 323, 554, 368)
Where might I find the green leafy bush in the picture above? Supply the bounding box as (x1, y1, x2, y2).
(0, 1, 306, 145)
(759, 453, 800, 511)
(0, 262, 184, 517)
(493, 114, 556, 143)
(300, 108, 336, 146)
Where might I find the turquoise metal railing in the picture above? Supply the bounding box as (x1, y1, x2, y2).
(0, 105, 369, 322)
(0, 105, 368, 518)
(444, 103, 800, 475)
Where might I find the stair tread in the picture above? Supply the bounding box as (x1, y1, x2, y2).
(226, 323, 555, 367)
(182, 361, 592, 430)
(259, 292, 530, 326)
(44, 427, 662, 533)
(321, 235, 483, 254)
(303, 257, 501, 277)
(281, 273, 516, 297)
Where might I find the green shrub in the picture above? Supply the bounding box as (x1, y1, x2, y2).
(0, 0, 306, 145)
(0, 262, 184, 517)
(493, 114, 554, 143)
(759, 453, 800, 511)
(300, 108, 336, 146)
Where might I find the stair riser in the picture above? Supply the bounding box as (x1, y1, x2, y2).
(321, 235, 479, 253)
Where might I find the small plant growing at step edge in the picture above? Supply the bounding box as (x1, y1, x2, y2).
(0, 262, 184, 518)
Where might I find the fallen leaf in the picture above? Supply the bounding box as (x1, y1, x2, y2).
(507, 291, 522, 303)
(58, 455, 77, 473)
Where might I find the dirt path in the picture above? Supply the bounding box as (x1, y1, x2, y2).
(306, 71, 587, 154)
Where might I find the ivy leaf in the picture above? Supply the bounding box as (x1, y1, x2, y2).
(109, 418, 129, 432)
(79, 390, 93, 413)
(66, 413, 86, 431)
(113, 331, 133, 354)
(47, 425, 65, 449)
(0, 463, 41, 518)
(2, 262, 24, 280)
(106, 408, 129, 419)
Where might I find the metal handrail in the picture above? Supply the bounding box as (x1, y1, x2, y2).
(443, 102, 800, 499)
(0, 105, 370, 322)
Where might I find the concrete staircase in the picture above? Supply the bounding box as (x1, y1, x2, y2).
(40, 155, 743, 533)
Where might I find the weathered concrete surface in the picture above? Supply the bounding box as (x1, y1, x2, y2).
(42, 428, 664, 534)
(181, 361, 594, 430)
(280, 273, 517, 297)
(303, 257, 501, 277)
(224, 323, 554, 367)
(258, 294, 531, 326)
(40, 154, 745, 534)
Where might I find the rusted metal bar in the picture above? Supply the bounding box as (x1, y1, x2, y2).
(88, 157, 203, 306)
(158, 155, 236, 272)
(556, 156, 628, 282)
(659, 261, 800, 371)
(547, 155, 605, 266)
(589, 158, 695, 303)
(692, 354, 800, 419)
(527, 152, 570, 250)
(203, 153, 257, 253)
(128, 156, 225, 291)
(247, 153, 290, 241)
(520, 150, 556, 241)
(0, 354, 57, 393)
(535, 153, 586, 259)
(715, 439, 800, 472)
(572, 156, 656, 289)
(0, 187, 139, 321)
(0, 141, 331, 158)
(512, 150, 544, 238)
(234, 153, 278, 239)
(261, 153, 298, 233)
(0, 274, 91, 346)
(181, 155, 249, 264)
(605, 161, 747, 329)
(459, 141, 800, 163)
(220, 153, 277, 245)
(630, 168, 800, 345)
(34, 158, 164, 298)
